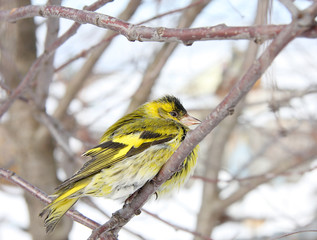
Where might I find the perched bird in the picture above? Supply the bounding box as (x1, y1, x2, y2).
(40, 95, 200, 232)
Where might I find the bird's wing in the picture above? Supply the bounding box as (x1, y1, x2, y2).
(56, 118, 182, 190)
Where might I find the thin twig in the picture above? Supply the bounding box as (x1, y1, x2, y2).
(0, 0, 112, 118)
(126, 0, 211, 112)
(55, 0, 208, 72)
(192, 152, 317, 184)
(142, 209, 213, 240)
(0, 81, 29, 102)
(137, 0, 209, 25)
(279, 0, 300, 18)
(273, 230, 317, 240)
(83, 198, 146, 240)
(52, 0, 141, 122)
(36, 112, 74, 158)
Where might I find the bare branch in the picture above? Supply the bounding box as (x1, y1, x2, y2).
(83, 198, 146, 240)
(36, 112, 74, 158)
(142, 209, 213, 240)
(53, 0, 141, 121)
(279, 0, 300, 18)
(55, 0, 208, 73)
(222, 146, 317, 209)
(138, 0, 210, 24)
(193, 163, 317, 184)
(273, 230, 317, 240)
(35, 0, 60, 109)
(1, 5, 317, 44)
(0, 80, 29, 103)
(0, 0, 112, 118)
(0, 168, 100, 230)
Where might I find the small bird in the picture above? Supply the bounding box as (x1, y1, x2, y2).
(40, 95, 200, 232)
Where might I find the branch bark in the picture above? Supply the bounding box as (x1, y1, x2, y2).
(0, 168, 100, 230)
(1, 5, 317, 43)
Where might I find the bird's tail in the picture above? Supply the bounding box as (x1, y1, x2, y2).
(40, 197, 79, 233)
(40, 181, 87, 233)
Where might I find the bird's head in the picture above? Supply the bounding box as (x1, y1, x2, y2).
(143, 95, 201, 127)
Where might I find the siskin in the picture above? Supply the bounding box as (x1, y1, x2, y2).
(40, 95, 200, 232)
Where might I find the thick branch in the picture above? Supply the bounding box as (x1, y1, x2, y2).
(0, 5, 316, 44)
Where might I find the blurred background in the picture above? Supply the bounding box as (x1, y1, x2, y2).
(1, 0, 317, 239)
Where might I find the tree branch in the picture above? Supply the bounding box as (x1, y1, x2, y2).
(222, 146, 317, 210)
(34, 0, 60, 110)
(1, 5, 316, 44)
(1, 3, 317, 119)
(274, 230, 317, 240)
(53, 0, 141, 121)
(279, 0, 300, 18)
(142, 209, 213, 240)
(0, 168, 100, 230)
(0, 0, 112, 118)
(55, 0, 211, 72)
(88, 3, 317, 239)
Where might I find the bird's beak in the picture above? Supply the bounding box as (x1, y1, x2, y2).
(180, 114, 201, 126)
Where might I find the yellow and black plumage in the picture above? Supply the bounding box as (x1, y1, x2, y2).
(40, 95, 200, 233)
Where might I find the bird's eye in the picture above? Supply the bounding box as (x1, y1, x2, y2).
(169, 111, 178, 118)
